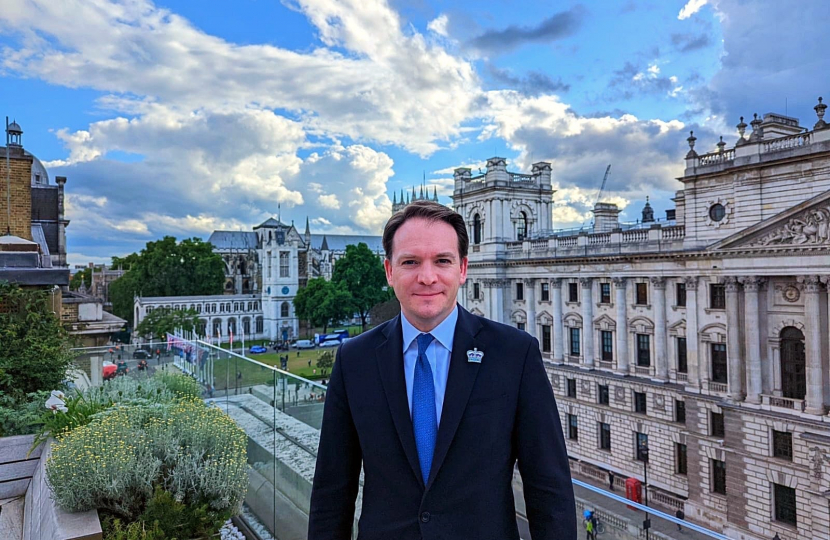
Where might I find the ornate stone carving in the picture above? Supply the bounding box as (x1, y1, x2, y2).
(523, 278, 536, 286)
(612, 277, 627, 288)
(723, 276, 741, 292)
(797, 275, 823, 293)
(809, 446, 830, 480)
(684, 276, 698, 290)
(614, 386, 626, 403)
(550, 278, 563, 288)
(740, 276, 766, 292)
(653, 394, 665, 411)
(579, 277, 593, 287)
(650, 276, 666, 289)
(703, 197, 733, 229)
(748, 205, 830, 246)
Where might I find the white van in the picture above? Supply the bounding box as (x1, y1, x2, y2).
(295, 339, 315, 349)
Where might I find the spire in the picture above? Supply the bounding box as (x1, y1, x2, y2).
(433, 186, 438, 201)
(419, 184, 424, 199)
(304, 216, 310, 236)
(321, 235, 329, 251)
(393, 191, 397, 205)
(411, 185, 416, 200)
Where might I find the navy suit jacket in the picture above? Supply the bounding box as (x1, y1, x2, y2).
(308, 306, 576, 540)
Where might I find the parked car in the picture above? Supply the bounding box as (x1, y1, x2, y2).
(133, 349, 151, 359)
(103, 361, 117, 381)
(295, 339, 316, 349)
(249, 345, 267, 354)
(319, 339, 341, 348)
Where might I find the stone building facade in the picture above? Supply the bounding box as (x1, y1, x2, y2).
(454, 100, 830, 540)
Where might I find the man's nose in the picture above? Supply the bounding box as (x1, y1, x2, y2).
(418, 263, 438, 284)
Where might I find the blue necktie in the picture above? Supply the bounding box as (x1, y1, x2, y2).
(413, 332, 437, 484)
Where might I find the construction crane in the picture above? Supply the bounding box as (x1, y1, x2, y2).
(594, 164, 611, 207)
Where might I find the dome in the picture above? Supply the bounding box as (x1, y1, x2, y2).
(7, 121, 22, 135)
(31, 154, 50, 185)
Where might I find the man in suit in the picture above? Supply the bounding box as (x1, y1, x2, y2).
(309, 200, 576, 540)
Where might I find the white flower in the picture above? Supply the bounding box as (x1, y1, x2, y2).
(51, 390, 66, 400)
(45, 394, 67, 414)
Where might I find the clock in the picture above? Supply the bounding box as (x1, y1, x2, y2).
(783, 285, 800, 303)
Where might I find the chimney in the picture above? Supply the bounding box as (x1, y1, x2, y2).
(592, 203, 620, 233)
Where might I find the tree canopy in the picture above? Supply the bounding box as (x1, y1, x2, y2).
(331, 243, 388, 330)
(135, 307, 200, 341)
(0, 281, 75, 397)
(69, 267, 92, 291)
(293, 277, 352, 333)
(109, 237, 224, 325)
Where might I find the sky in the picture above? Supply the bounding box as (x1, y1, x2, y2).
(1, 0, 828, 266)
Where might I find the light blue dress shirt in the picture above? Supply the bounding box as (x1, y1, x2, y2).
(401, 306, 458, 427)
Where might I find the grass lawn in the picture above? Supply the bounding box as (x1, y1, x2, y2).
(211, 347, 337, 390)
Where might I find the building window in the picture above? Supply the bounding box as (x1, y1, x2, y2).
(634, 391, 647, 414)
(568, 282, 579, 303)
(711, 459, 726, 494)
(517, 322, 526, 332)
(598, 384, 609, 406)
(601, 331, 613, 361)
(709, 203, 726, 222)
(600, 283, 611, 304)
(774, 484, 797, 526)
(676, 443, 688, 475)
(281, 302, 290, 318)
(675, 400, 686, 424)
(516, 282, 524, 301)
(710, 283, 726, 309)
(636, 432, 649, 462)
(773, 431, 793, 461)
(279, 251, 290, 278)
(567, 378, 577, 398)
(599, 423, 612, 450)
(541, 282, 550, 302)
(568, 414, 578, 441)
(570, 328, 581, 356)
(517, 211, 528, 241)
(473, 282, 481, 300)
(636, 282, 648, 305)
(636, 334, 650, 367)
(473, 214, 482, 245)
(220, 304, 225, 313)
(541, 325, 551, 352)
(677, 337, 688, 373)
(243, 319, 250, 335)
(255, 317, 264, 333)
(676, 282, 687, 307)
(711, 343, 728, 383)
(710, 411, 725, 438)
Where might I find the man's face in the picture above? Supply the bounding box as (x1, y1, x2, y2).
(384, 218, 468, 332)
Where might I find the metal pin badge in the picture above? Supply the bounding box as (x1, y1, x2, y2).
(466, 348, 484, 363)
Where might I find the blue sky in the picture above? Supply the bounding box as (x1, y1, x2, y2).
(0, 0, 827, 265)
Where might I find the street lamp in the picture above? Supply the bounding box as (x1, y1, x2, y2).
(639, 440, 651, 540)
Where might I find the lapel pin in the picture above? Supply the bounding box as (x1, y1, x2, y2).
(467, 348, 484, 364)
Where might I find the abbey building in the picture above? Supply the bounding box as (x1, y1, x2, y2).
(454, 101, 830, 540)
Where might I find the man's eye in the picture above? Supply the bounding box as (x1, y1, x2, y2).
(438, 259, 452, 264)
(402, 260, 416, 265)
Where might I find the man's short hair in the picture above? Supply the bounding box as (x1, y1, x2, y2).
(382, 200, 469, 261)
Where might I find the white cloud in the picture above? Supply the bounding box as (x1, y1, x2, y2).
(318, 194, 341, 209)
(427, 14, 449, 37)
(647, 64, 660, 75)
(678, 0, 708, 20)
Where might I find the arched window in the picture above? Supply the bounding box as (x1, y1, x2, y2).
(228, 319, 237, 335)
(255, 316, 264, 333)
(281, 302, 290, 318)
(517, 211, 528, 241)
(780, 327, 806, 400)
(473, 214, 482, 245)
(213, 319, 222, 336)
(243, 318, 251, 335)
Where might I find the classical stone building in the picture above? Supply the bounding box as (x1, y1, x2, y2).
(454, 100, 830, 540)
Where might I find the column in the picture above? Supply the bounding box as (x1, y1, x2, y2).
(488, 280, 498, 322)
(580, 277, 595, 369)
(725, 277, 745, 401)
(684, 277, 700, 389)
(613, 277, 629, 375)
(551, 278, 564, 363)
(801, 276, 825, 414)
(651, 277, 668, 382)
(525, 278, 537, 338)
(495, 279, 505, 324)
(483, 279, 492, 319)
(742, 277, 765, 404)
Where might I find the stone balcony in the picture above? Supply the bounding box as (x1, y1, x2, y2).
(501, 223, 686, 259)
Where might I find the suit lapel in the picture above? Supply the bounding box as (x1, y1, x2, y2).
(376, 315, 424, 488)
(426, 307, 483, 491)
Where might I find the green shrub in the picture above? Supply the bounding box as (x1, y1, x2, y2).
(0, 391, 50, 437)
(47, 398, 247, 521)
(152, 371, 202, 400)
(139, 487, 231, 539)
(100, 514, 165, 540)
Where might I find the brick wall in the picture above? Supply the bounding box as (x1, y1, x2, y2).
(0, 150, 33, 240)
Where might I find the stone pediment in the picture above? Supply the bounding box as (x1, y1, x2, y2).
(711, 189, 830, 252)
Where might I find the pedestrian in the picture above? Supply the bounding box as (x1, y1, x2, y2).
(676, 508, 685, 531)
(608, 470, 615, 491)
(308, 359, 312, 368)
(583, 511, 595, 540)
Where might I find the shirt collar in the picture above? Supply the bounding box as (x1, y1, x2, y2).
(401, 305, 459, 353)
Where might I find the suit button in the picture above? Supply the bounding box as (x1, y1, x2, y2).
(420, 512, 431, 523)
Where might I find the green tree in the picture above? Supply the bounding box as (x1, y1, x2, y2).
(294, 278, 352, 333)
(0, 281, 75, 398)
(316, 350, 334, 378)
(109, 237, 224, 325)
(69, 267, 92, 291)
(135, 307, 200, 341)
(331, 243, 388, 330)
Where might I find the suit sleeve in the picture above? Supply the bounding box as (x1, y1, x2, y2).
(514, 336, 577, 540)
(308, 344, 362, 540)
